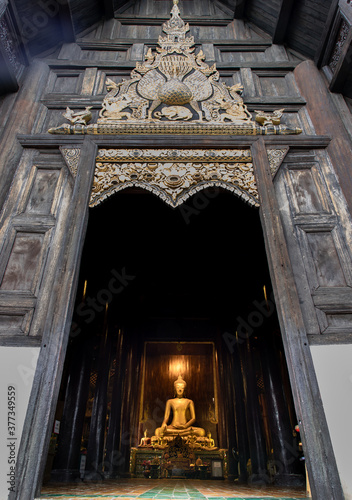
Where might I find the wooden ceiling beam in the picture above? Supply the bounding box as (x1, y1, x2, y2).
(233, 0, 245, 19)
(271, 0, 295, 44)
(314, 0, 339, 66)
(114, 0, 132, 11)
(0, 46, 19, 94)
(59, 1, 76, 42)
(103, 0, 115, 19)
(215, 0, 241, 18)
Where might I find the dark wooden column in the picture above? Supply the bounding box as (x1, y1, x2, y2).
(218, 339, 238, 478)
(251, 137, 344, 499)
(104, 329, 126, 478)
(119, 337, 143, 476)
(241, 337, 268, 483)
(232, 340, 250, 483)
(85, 318, 114, 479)
(216, 339, 228, 450)
(51, 336, 93, 481)
(260, 333, 303, 485)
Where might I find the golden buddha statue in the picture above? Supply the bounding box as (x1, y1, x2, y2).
(139, 430, 151, 447)
(204, 431, 217, 450)
(155, 375, 206, 439)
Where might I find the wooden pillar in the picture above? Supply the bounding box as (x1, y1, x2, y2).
(119, 336, 143, 476)
(51, 336, 93, 481)
(260, 334, 303, 485)
(218, 340, 238, 478)
(216, 340, 228, 450)
(104, 329, 125, 478)
(85, 318, 114, 479)
(231, 341, 250, 482)
(251, 137, 344, 499)
(241, 337, 268, 483)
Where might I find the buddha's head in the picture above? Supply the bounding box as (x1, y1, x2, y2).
(174, 375, 186, 397)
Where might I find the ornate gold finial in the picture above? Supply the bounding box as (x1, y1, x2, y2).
(48, 0, 302, 137)
(161, 0, 189, 44)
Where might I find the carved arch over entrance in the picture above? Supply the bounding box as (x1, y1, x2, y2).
(61, 147, 288, 208)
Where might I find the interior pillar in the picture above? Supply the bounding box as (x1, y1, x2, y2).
(219, 341, 238, 479)
(260, 333, 304, 486)
(85, 323, 114, 479)
(119, 339, 143, 476)
(241, 337, 268, 483)
(51, 336, 93, 481)
(232, 341, 250, 483)
(104, 329, 125, 478)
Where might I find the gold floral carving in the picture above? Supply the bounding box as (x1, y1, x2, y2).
(96, 148, 252, 163)
(267, 147, 289, 177)
(60, 147, 81, 177)
(48, 0, 301, 136)
(90, 148, 259, 209)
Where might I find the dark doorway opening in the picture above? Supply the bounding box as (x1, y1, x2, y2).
(43, 188, 305, 488)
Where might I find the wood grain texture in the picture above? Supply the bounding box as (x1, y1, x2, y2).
(251, 137, 344, 500)
(294, 60, 352, 218)
(274, 145, 352, 339)
(0, 3, 350, 498)
(13, 139, 98, 500)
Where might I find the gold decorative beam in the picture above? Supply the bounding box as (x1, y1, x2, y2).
(91, 148, 258, 208)
(60, 147, 288, 208)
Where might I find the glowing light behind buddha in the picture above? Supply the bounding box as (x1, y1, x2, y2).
(168, 356, 189, 379)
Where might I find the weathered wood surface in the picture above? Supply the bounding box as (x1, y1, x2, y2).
(274, 146, 352, 344)
(251, 137, 344, 500)
(284, 0, 333, 58)
(0, 148, 74, 346)
(294, 60, 352, 217)
(0, 3, 351, 499)
(0, 60, 50, 208)
(30, 10, 309, 134)
(271, 0, 295, 44)
(5, 0, 352, 100)
(17, 133, 331, 149)
(12, 138, 98, 500)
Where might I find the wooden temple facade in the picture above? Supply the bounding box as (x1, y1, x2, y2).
(1, 0, 352, 499)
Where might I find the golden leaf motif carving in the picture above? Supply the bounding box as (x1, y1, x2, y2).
(49, 0, 302, 136)
(91, 149, 259, 209)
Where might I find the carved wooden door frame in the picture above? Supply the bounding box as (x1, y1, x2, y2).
(9, 134, 344, 500)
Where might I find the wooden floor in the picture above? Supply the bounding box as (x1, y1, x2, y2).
(38, 478, 310, 499)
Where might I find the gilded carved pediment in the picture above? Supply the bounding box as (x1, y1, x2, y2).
(60, 146, 289, 209)
(49, 0, 301, 136)
(91, 148, 258, 208)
